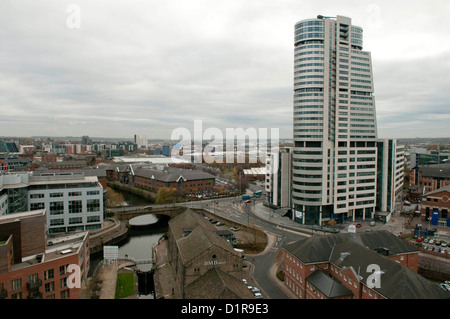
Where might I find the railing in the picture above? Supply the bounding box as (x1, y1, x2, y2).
(123, 256, 152, 265)
(27, 279, 42, 290)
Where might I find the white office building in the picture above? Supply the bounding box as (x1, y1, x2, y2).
(376, 139, 405, 214)
(292, 15, 378, 225)
(265, 148, 292, 208)
(0, 172, 104, 233)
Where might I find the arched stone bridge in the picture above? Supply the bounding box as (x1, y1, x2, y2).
(110, 205, 186, 221)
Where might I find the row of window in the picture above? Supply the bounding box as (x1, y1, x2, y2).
(29, 199, 101, 214)
(30, 190, 100, 199)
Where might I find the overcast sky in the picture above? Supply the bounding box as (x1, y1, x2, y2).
(1, 0, 449, 140)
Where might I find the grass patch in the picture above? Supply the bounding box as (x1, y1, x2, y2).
(115, 272, 135, 299)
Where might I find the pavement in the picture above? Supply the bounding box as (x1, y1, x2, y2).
(251, 201, 450, 241)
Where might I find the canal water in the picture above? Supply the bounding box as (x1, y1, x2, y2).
(89, 190, 170, 299)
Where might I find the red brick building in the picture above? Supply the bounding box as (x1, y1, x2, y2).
(281, 231, 448, 299)
(0, 210, 89, 299)
(421, 185, 450, 224)
(105, 164, 215, 194)
(409, 163, 450, 194)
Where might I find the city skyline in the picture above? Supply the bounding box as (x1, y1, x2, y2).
(1, 0, 449, 139)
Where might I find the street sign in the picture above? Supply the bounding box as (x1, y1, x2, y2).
(103, 245, 119, 261)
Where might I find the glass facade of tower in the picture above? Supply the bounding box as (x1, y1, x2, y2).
(292, 16, 378, 225)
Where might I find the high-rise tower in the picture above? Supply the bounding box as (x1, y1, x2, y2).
(292, 15, 378, 225)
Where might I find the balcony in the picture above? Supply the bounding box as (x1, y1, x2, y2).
(27, 279, 42, 290)
(27, 292, 43, 299)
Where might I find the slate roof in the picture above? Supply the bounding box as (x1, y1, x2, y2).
(169, 209, 237, 264)
(306, 269, 353, 298)
(284, 231, 450, 299)
(419, 163, 450, 178)
(424, 184, 450, 197)
(283, 230, 418, 263)
(134, 167, 214, 182)
(184, 268, 255, 299)
(329, 241, 450, 299)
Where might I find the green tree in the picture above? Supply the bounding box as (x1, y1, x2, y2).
(155, 187, 177, 204)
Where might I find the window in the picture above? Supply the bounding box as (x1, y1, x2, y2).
(60, 265, 68, 275)
(11, 278, 22, 291)
(50, 201, 64, 215)
(87, 199, 100, 212)
(50, 193, 63, 198)
(45, 282, 55, 293)
(69, 217, 82, 225)
(69, 200, 82, 214)
(44, 269, 54, 281)
(69, 191, 82, 197)
(30, 202, 45, 210)
(30, 193, 45, 199)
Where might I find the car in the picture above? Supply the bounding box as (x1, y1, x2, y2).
(251, 288, 260, 294)
(215, 222, 224, 226)
(230, 226, 240, 231)
(356, 223, 361, 228)
(253, 292, 263, 299)
(416, 237, 423, 242)
(369, 221, 375, 226)
(435, 241, 441, 246)
(441, 242, 448, 247)
(429, 239, 435, 245)
(242, 279, 248, 284)
(433, 247, 441, 253)
(440, 283, 450, 291)
(245, 200, 251, 203)
(423, 238, 429, 243)
(247, 285, 253, 290)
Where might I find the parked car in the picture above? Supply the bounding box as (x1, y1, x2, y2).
(440, 283, 450, 291)
(423, 238, 429, 243)
(356, 223, 361, 228)
(253, 292, 263, 299)
(369, 221, 375, 226)
(441, 242, 448, 247)
(435, 240, 441, 246)
(230, 226, 240, 231)
(429, 239, 435, 245)
(215, 222, 224, 226)
(244, 200, 252, 203)
(416, 237, 423, 242)
(251, 287, 260, 293)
